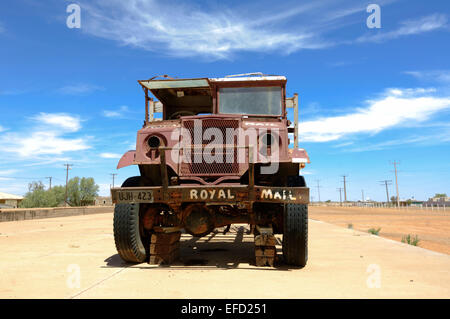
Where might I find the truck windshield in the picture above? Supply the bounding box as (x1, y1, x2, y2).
(219, 87, 282, 115)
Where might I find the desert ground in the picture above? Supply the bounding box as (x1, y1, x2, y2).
(0, 209, 449, 298)
(309, 206, 450, 255)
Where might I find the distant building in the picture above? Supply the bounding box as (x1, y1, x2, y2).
(0, 192, 24, 208)
(424, 196, 450, 207)
(409, 200, 424, 207)
(95, 196, 112, 206)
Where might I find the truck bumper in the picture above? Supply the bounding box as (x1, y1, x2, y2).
(111, 185, 309, 205)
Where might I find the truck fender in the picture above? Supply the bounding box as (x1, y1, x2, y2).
(290, 148, 310, 164)
(117, 150, 136, 169)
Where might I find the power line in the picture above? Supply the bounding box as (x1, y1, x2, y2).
(337, 188, 343, 206)
(390, 161, 400, 207)
(64, 164, 73, 206)
(45, 177, 52, 190)
(110, 173, 118, 188)
(341, 175, 348, 202)
(0, 176, 50, 180)
(379, 180, 392, 204)
(315, 179, 321, 202)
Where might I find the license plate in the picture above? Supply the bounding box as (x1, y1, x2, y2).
(116, 190, 154, 203)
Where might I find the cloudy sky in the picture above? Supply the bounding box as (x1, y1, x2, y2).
(0, 0, 449, 201)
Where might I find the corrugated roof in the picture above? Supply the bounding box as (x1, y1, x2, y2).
(0, 192, 24, 200)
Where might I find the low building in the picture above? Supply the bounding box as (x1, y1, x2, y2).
(424, 197, 450, 207)
(95, 196, 112, 206)
(0, 192, 24, 208)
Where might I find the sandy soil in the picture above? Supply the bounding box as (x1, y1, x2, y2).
(0, 212, 449, 298)
(310, 206, 450, 255)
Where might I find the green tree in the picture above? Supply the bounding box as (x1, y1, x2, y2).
(20, 182, 65, 208)
(20, 181, 50, 208)
(19, 177, 99, 208)
(434, 193, 447, 198)
(49, 185, 66, 206)
(66, 177, 99, 206)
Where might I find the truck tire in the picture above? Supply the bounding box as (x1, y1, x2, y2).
(114, 203, 148, 263)
(283, 203, 308, 267)
(122, 176, 151, 187)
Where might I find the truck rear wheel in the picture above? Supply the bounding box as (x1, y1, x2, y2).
(282, 203, 308, 267)
(114, 203, 148, 263)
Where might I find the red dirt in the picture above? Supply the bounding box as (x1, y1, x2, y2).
(310, 206, 450, 255)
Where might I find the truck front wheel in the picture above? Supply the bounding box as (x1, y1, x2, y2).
(282, 203, 308, 267)
(113, 203, 148, 263)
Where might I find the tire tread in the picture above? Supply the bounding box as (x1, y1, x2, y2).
(113, 203, 147, 263)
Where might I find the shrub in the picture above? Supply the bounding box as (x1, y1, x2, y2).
(368, 227, 381, 235)
(401, 234, 420, 246)
(348, 223, 353, 229)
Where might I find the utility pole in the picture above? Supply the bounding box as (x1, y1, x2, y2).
(361, 189, 364, 202)
(316, 180, 321, 203)
(64, 164, 73, 206)
(110, 173, 118, 188)
(46, 177, 52, 190)
(341, 175, 348, 202)
(337, 188, 343, 206)
(390, 161, 400, 207)
(379, 180, 392, 205)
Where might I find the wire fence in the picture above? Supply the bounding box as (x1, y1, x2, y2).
(309, 202, 448, 211)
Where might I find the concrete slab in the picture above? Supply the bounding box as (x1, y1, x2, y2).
(0, 212, 448, 298)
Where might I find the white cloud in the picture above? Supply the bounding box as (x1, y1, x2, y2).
(100, 153, 122, 159)
(80, 0, 331, 59)
(76, 1, 448, 59)
(299, 88, 450, 142)
(347, 131, 450, 152)
(102, 106, 129, 118)
(10, 132, 89, 156)
(357, 14, 448, 43)
(32, 113, 82, 132)
(0, 169, 18, 176)
(405, 70, 450, 84)
(57, 84, 103, 95)
(0, 113, 90, 158)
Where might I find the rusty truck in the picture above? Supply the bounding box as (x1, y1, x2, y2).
(111, 73, 310, 267)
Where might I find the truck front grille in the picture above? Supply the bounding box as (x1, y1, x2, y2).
(180, 118, 244, 176)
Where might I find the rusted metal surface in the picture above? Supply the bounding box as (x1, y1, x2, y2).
(112, 74, 311, 266)
(180, 118, 242, 177)
(183, 204, 214, 237)
(117, 150, 136, 169)
(111, 185, 309, 205)
(160, 148, 169, 196)
(142, 206, 158, 230)
(145, 88, 150, 125)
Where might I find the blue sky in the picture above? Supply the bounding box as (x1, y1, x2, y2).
(0, 0, 449, 201)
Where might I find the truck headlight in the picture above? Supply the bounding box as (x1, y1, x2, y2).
(147, 135, 162, 148)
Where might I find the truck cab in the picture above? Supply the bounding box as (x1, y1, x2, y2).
(111, 73, 310, 267)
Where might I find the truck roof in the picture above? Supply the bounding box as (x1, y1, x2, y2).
(139, 73, 286, 90)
